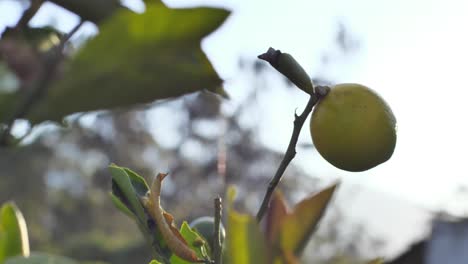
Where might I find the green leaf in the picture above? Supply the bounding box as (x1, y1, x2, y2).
(225, 186, 268, 264)
(47, 0, 123, 24)
(280, 184, 338, 256)
(0, 202, 29, 262)
(109, 164, 147, 223)
(148, 260, 163, 264)
(170, 222, 209, 264)
(5, 253, 78, 264)
(366, 258, 384, 264)
(28, 3, 230, 124)
(109, 165, 171, 263)
(123, 168, 150, 197)
(109, 192, 135, 218)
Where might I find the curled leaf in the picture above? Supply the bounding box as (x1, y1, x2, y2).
(144, 173, 203, 263)
(171, 222, 211, 264)
(109, 165, 171, 262)
(109, 164, 147, 222)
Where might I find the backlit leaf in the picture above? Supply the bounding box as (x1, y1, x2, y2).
(265, 191, 288, 243)
(280, 184, 338, 256)
(47, 0, 122, 24)
(225, 186, 269, 264)
(0, 202, 29, 262)
(28, 3, 230, 124)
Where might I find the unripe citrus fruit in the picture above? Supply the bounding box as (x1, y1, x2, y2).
(310, 83, 396, 172)
(190, 216, 225, 249)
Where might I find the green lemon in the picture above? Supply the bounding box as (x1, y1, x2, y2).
(190, 216, 225, 250)
(310, 83, 397, 172)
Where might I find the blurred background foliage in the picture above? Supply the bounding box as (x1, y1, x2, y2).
(0, 1, 392, 263)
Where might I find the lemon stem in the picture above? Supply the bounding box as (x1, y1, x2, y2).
(256, 48, 330, 222)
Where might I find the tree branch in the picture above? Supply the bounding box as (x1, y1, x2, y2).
(58, 20, 85, 50)
(255, 47, 330, 222)
(255, 95, 314, 222)
(0, 20, 84, 145)
(14, 0, 44, 30)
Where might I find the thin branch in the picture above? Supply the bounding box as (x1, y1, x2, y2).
(14, 0, 44, 30)
(213, 196, 223, 264)
(255, 48, 330, 222)
(58, 20, 85, 51)
(0, 20, 84, 146)
(256, 95, 316, 222)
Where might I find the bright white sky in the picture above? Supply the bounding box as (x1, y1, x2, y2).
(1, 0, 468, 257)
